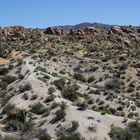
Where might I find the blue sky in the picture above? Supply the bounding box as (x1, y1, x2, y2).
(0, 0, 140, 28)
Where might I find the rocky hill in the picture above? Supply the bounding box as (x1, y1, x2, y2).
(0, 25, 140, 140)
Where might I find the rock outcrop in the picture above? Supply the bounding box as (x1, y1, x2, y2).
(111, 26, 123, 35)
(44, 27, 66, 35)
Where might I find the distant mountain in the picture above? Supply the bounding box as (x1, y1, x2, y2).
(53, 22, 140, 31)
(54, 22, 112, 31)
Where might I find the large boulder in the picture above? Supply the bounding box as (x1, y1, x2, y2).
(44, 27, 55, 35)
(121, 27, 136, 34)
(53, 28, 61, 35)
(76, 29, 85, 35)
(84, 27, 99, 34)
(44, 27, 65, 35)
(111, 26, 123, 35)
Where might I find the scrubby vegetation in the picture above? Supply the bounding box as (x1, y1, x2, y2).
(0, 25, 140, 139)
(109, 121, 140, 140)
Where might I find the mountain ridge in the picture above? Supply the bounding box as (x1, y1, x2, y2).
(54, 22, 140, 31)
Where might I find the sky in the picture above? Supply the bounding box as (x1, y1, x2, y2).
(0, 0, 140, 28)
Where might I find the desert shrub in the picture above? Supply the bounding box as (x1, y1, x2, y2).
(0, 91, 6, 98)
(0, 81, 8, 90)
(1, 75, 17, 84)
(61, 85, 79, 101)
(109, 121, 140, 140)
(19, 83, 32, 93)
(87, 98, 94, 104)
(43, 74, 50, 80)
(31, 102, 47, 115)
(36, 66, 48, 73)
(35, 129, 51, 140)
(1, 95, 13, 107)
(16, 59, 23, 66)
(87, 75, 95, 83)
(53, 78, 65, 90)
(60, 69, 66, 74)
(21, 94, 29, 100)
(31, 94, 38, 100)
(58, 129, 84, 140)
(0, 67, 9, 75)
(2, 103, 15, 114)
(127, 87, 134, 93)
(118, 63, 128, 71)
(44, 94, 55, 103)
(114, 111, 125, 117)
(89, 66, 99, 72)
(59, 134, 83, 140)
(128, 81, 135, 88)
(76, 101, 87, 110)
(71, 121, 79, 131)
(51, 72, 58, 77)
(109, 125, 130, 140)
(135, 100, 140, 107)
(48, 86, 55, 94)
(127, 112, 135, 118)
(105, 78, 122, 90)
(18, 74, 24, 80)
(50, 109, 66, 124)
(59, 102, 67, 110)
(88, 125, 97, 132)
(6, 108, 26, 123)
(100, 108, 116, 115)
(130, 105, 136, 111)
(0, 75, 16, 90)
(8, 64, 14, 70)
(3, 107, 33, 132)
(73, 73, 86, 83)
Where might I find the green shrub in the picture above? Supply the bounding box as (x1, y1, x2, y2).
(127, 87, 134, 93)
(135, 100, 140, 107)
(31, 102, 47, 115)
(3, 107, 33, 132)
(30, 94, 38, 100)
(73, 73, 86, 83)
(53, 78, 65, 90)
(61, 85, 79, 101)
(87, 75, 95, 83)
(48, 87, 55, 94)
(50, 109, 66, 124)
(109, 125, 130, 140)
(58, 129, 84, 140)
(71, 121, 79, 131)
(2, 103, 15, 114)
(35, 129, 51, 140)
(105, 78, 122, 90)
(109, 121, 140, 140)
(18, 74, 24, 80)
(1, 95, 13, 107)
(0, 81, 8, 90)
(6, 108, 26, 123)
(1, 75, 17, 84)
(44, 95, 55, 103)
(0, 67, 9, 75)
(19, 83, 32, 93)
(43, 74, 50, 80)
